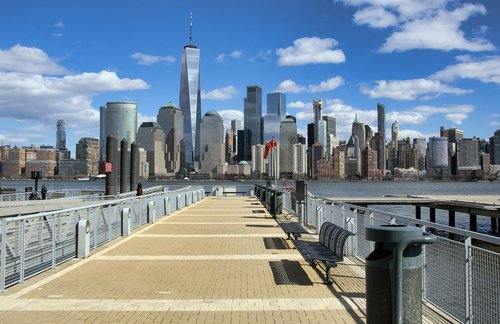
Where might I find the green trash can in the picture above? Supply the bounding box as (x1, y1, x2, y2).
(365, 225, 436, 324)
(273, 190, 283, 217)
(267, 188, 276, 213)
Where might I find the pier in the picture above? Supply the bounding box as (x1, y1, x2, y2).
(0, 193, 455, 323)
(329, 195, 500, 233)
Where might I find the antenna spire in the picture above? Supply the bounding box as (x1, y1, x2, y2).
(189, 12, 193, 45)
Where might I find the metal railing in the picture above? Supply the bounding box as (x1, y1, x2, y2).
(0, 193, 29, 202)
(0, 186, 205, 292)
(282, 190, 500, 324)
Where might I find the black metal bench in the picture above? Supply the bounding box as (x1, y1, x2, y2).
(278, 222, 309, 240)
(292, 222, 355, 285)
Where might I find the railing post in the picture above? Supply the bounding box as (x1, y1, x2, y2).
(422, 225, 427, 300)
(93, 208, 98, 249)
(20, 221, 25, 283)
(51, 215, 56, 268)
(465, 236, 473, 324)
(108, 203, 112, 240)
(1, 218, 7, 291)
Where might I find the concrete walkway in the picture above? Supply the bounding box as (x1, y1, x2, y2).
(0, 196, 444, 323)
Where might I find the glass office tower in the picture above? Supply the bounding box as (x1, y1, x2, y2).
(377, 103, 386, 172)
(243, 86, 262, 161)
(267, 92, 286, 116)
(179, 15, 201, 171)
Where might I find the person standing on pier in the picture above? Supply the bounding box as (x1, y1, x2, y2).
(41, 185, 47, 200)
(136, 183, 143, 196)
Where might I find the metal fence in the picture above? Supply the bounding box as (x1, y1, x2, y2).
(282, 190, 500, 324)
(0, 186, 205, 292)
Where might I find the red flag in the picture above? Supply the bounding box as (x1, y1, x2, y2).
(264, 138, 277, 159)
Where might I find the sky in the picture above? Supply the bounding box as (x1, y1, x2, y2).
(1, 0, 499, 156)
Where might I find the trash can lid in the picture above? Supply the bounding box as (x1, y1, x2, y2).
(365, 225, 423, 243)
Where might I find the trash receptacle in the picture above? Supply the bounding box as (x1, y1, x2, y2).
(265, 187, 273, 209)
(268, 188, 276, 214)
(365, 225, 436, 324)
(273, 190, 283, 217)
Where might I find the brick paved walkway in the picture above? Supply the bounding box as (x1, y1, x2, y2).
(0, 196, 449, 323)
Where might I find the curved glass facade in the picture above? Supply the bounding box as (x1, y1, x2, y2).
(99, 102, 137, 160)
(179, 45, 201, 170)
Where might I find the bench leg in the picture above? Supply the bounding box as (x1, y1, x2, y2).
(325, 266, 333, 285)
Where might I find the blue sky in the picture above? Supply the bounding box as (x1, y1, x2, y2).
(1, 0, 499, 156)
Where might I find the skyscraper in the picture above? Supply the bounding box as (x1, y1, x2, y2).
(99, 101, 137, 161)
(312, 99, 322, 142)
(391, 121, 399, 149)
(56, 119, 66, 150)
(428, 137, 448, 169)
(267, 92, 286, 116)
(199, 111, 224, 173)
(157, 102, 183, 174)
(377, 103, 386, 172)
(179, 13, 201, 171)
(351, 114, 365, 151)
(490, 129, 500, 165)
(243, 85, 262, 160)
(137, 122, 167, 177)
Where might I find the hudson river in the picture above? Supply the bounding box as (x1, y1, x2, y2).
(2, 179, 499, 234)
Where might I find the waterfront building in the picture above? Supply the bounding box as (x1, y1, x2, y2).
(292, 143, 307, 178)
(331, 146, 345, 180)
(251, 144, 265, 175)
(307, 123, 315, 148)
(199, 111, 224, 174)
(216, 161, 251, 179)
(179, 13, 201, 171)
(317, 120, 327, 157)
(136, 122, 167, 178)
(1, 146, 25, 178)
(457, 138, 480, 171)
(231, 119, 242, 161)
(364, 125, 373, 146)
(440, 127, 464, 175)
(263, 114, 281, 143)
(157, 102, 183, 174)
(99, 102, 137, 161)
(267, 92, 286, 116)
(25, 146, 56, 178)
(377, 103, 386, 172)
(56, 119, 70, 159)
(322, 115, 337, 158)
(236, 129, 251, 162)
(310, 142, 323, 179)
(428, 136, 449, 175)
(361, 146, 378, 179)
(480, 152, 491, 174)
(279, 117, 298, 177)
(138, 148, 149, 179)
(312, 99, 322, 142)
(244, 86, 263, 161)
(225, 129, 233, 164)
(490, 129, 500, 165)
(75, 137, 99, 175)
(58, 160, 88, 177)
(352, 114, 365, 152)
(391, 121, 399, 150)
(413, 138, 427, 170)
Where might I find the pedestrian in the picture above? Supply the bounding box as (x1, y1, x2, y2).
(41, 185, 47, 200)
(136, 183, 143, 196)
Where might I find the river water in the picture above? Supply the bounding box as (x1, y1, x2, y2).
(2, 179, 499, 234)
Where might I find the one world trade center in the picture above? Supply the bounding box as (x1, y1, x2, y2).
(179, 13, 201, 172)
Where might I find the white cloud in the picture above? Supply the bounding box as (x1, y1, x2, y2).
(413, 104, 474, 125)
(0, 44, 68, 75)
(275, 80, 305, 93)
(131, 52, 175, 65)
(229, 50, 242, 58)
(308, 77, 344, 93)
(276, 77, 344, 94)
(0, 45, 150, 147)
(54, 21, 64, 28)
(340, 1, 495, 53)
(249, 50, 272, 63)
(216, 50, 243, 63)
(354, 6, 398, 28)
(431, 56, 500, 84)
(218, 109, 244, 130)
(399, 129, 428, 140)
(216, 54, 226, 63)
(386, 111, 427, 125)
(287, 101, 310, 109)
(380, 4, 495, 53)
(53, 32, 63, 38)
(361, 78, 472, 100)
(137, 113, 157, 127)
(201, 86, 239, 100)
(276, 37, 346, 66)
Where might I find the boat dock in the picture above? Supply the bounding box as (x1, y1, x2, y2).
(0, 196, 450, 323)
(330, 194, 500, 232)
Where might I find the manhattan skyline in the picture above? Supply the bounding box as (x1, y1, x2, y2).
(0, 0, 499, 154)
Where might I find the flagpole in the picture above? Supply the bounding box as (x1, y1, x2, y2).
(274, 144, 277, 188)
